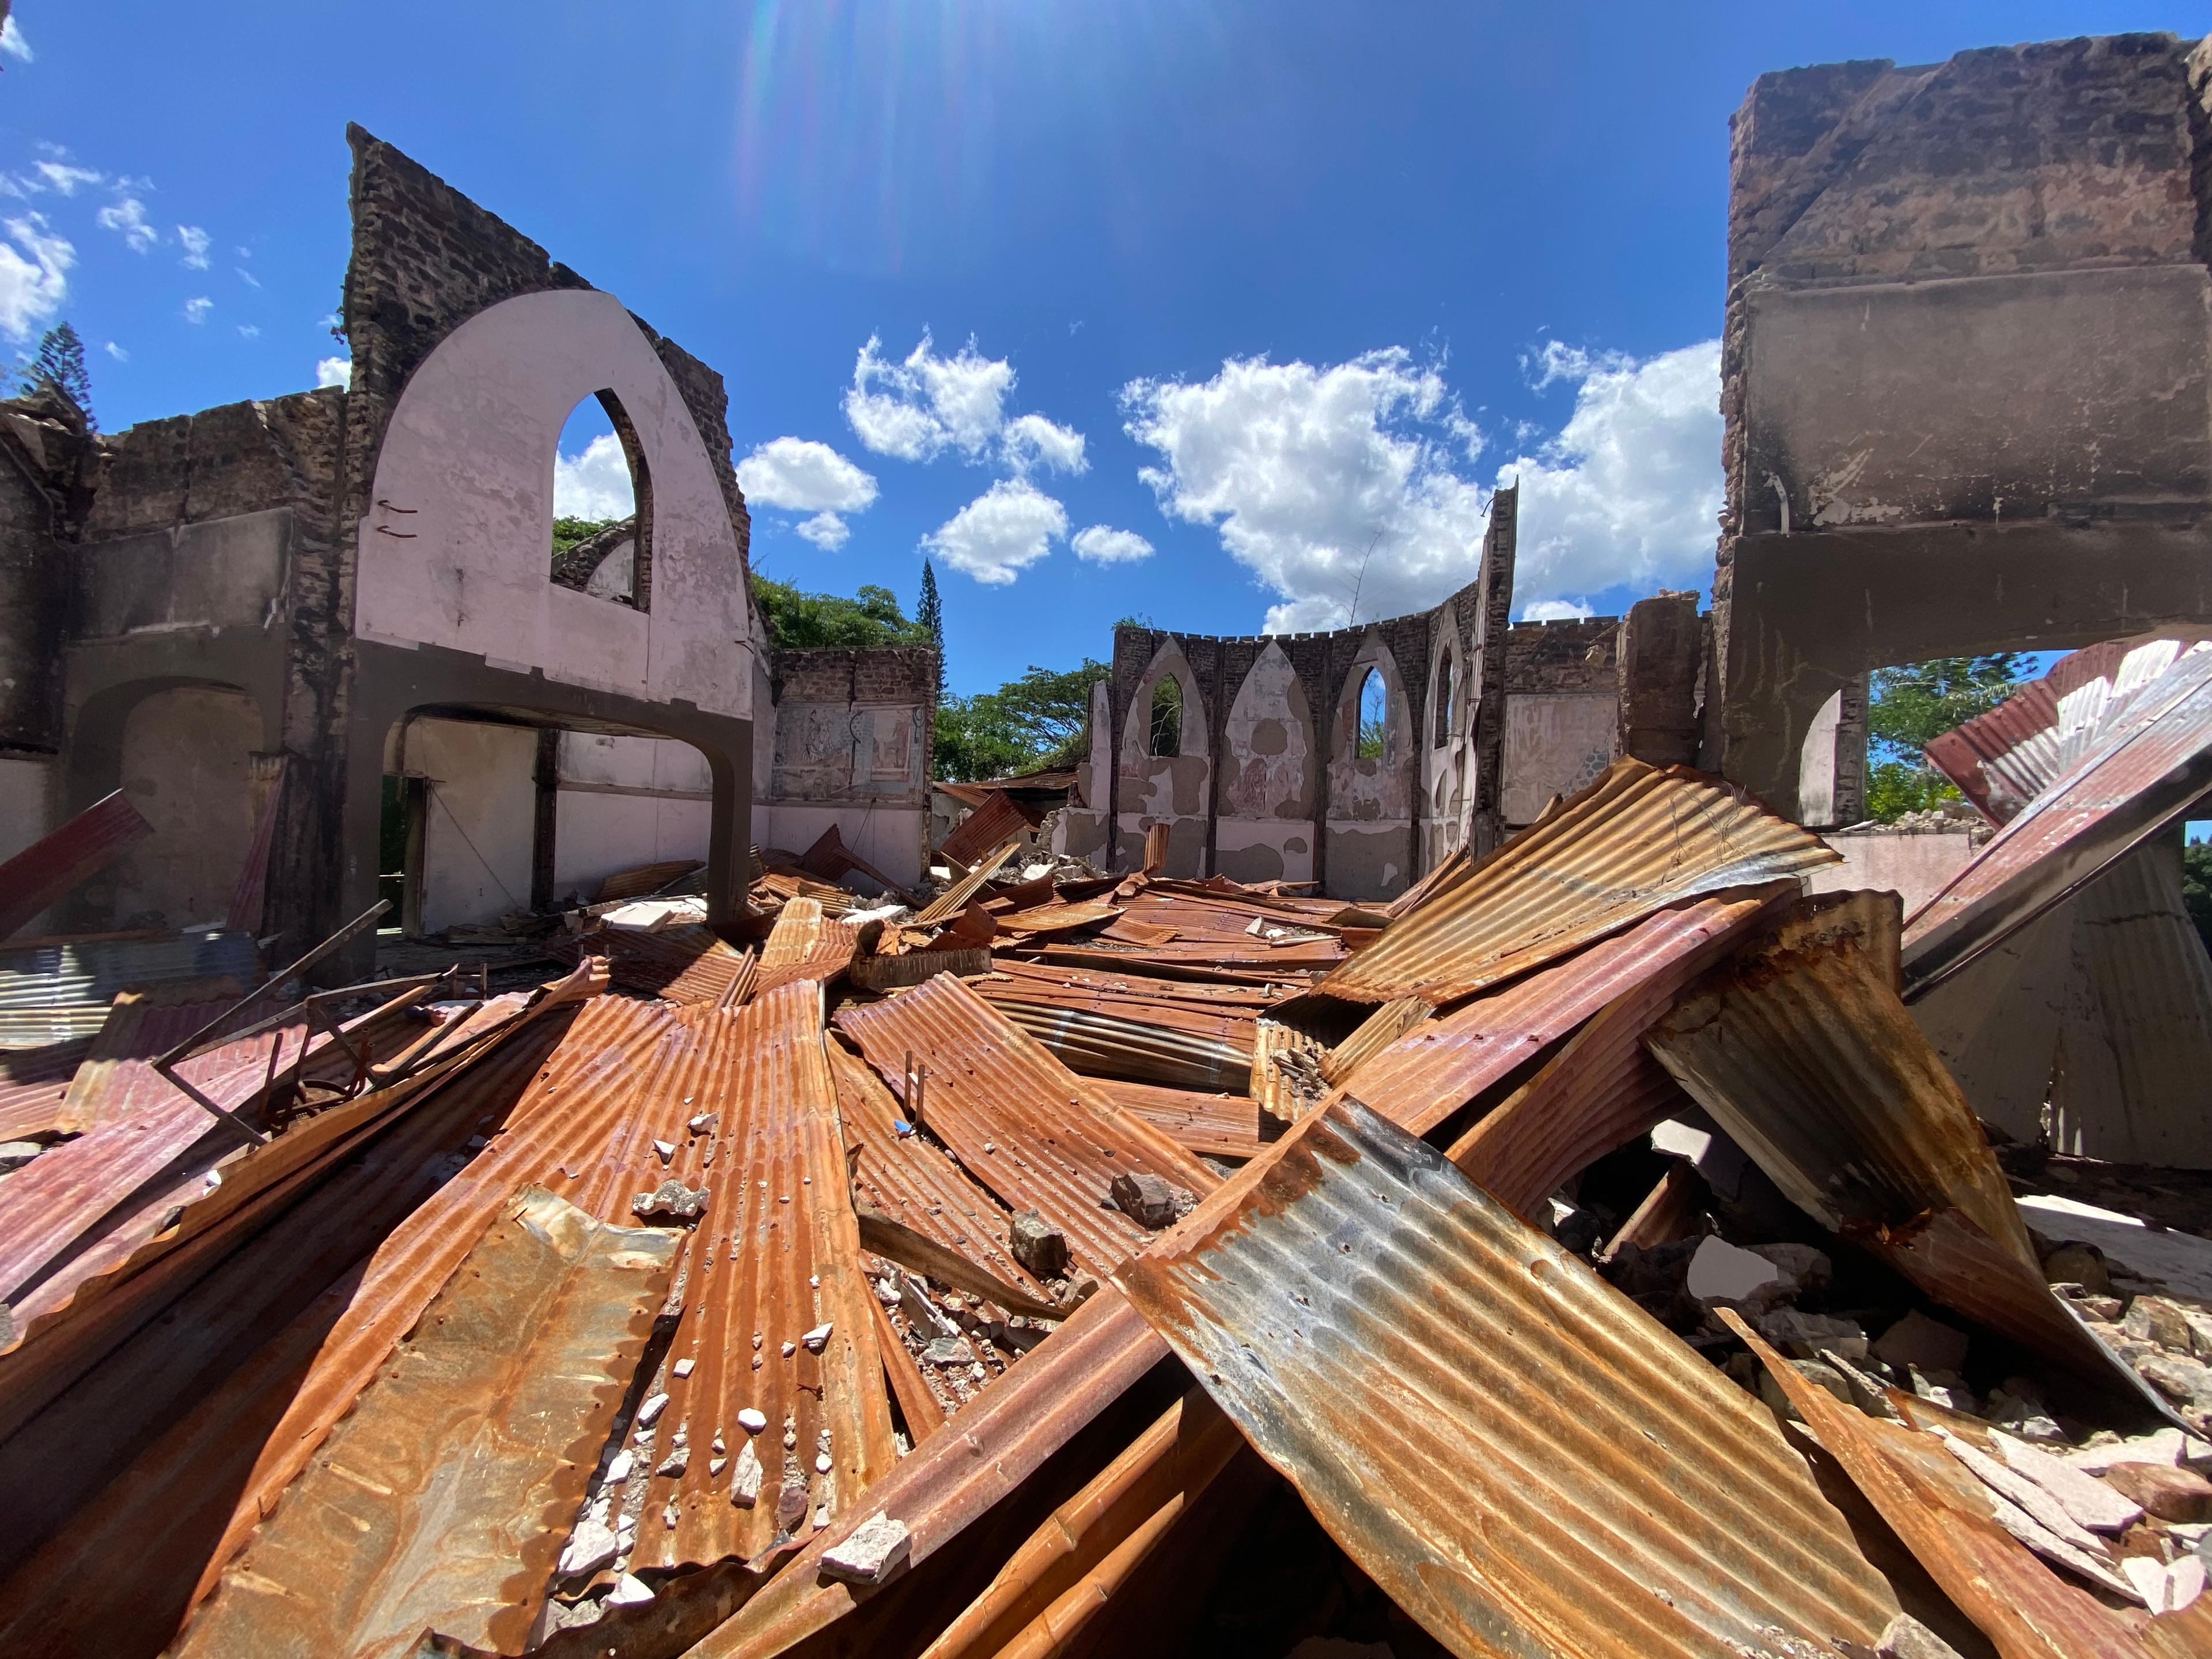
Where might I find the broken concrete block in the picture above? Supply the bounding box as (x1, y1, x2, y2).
(1876, 1612, 1968, 1659)
(1684, 1237, 1780, 1305)
(802, 1321, 833, 1353)
(656, 1446, 689, 1478)
(899, 1275, 957, 1339)
(0, 1142, 43, 1171)
(2101, 1461, 2212, 1522)
(1871, 1310, 1969, 1376)
(672, 1357, 694, 1378)
(2066, 1429, 2186, 1474)
(774, 1480, 810, 1532)
(2123, 1295, 2195, 1353)
(604, 1449, 634, 1486)
(1109, 1171, 1192, 1229)
(2137, 1351, 2212, 1416)
(737, 1407, 767, 1434)
(559, 1518, 621, 1579)
(820, 1513, 912, 1586)
(608, 1572, 655, 1607)
(923, 1336, 976, 1367)
(1759, 1358, 1851, 1422)
(635, 1392, 670, 1427)
(729, 1442, 763, 1508)
(632, 1180, 709, 1222)
(2041, 1241, 2112, 1295)
(1758, 1308, 1868, 1362)
(1009, 1210, 1070, 1279)
(1990, 1432, 2143, 1533)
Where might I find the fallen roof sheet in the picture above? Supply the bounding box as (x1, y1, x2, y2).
(0, 1036, 92, 1140)
(172, 1185, 678, 1659)
(835, 974, 1219, 1280)
(547, 923, 755, 1007)
(1115, 1094, 1901, 1659)
(1927, 634, 2212, 824)
(1904, 642, 2212, 998)
(1317, 758, 1838, 1005)
(1725, 1310, 2195, 1659)
(681, 1288, 1175, 1659)
(915, 839, 1022, 926)
(623, 983, 899, 1574)
(830, 1042, 1047, 1301)
(1319, 994, 1433, 1086)
(1095, 1079, 1266, 1162)
(0, 790, 155, 945)
(598, 858, 706, 903)
(0, 929, 262, 1049)
(797, 823, 913, 902)
(749, 896, 860, 997)
(989, 998, 1255, 1094)
(1249, 1017, 1324, 1126)
(1328, 891, 1783, 1137)
(994, 897, 1122, 936)
(939, 790, 1043, 871)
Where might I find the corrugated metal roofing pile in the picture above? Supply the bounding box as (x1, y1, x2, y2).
(6, 731, 2212, 1658)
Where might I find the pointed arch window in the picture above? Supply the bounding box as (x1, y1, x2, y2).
(1356, 669, 1388, 760)
(549, 389, 653, 610)
(1149, 676, 1184, 757)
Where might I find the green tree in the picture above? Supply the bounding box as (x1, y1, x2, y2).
(552, 516, 621, 558)
(1865, 654, 2027, 821)
(934, 659, 1111, 783)
(27, 321, 93, 429)
(751, 575, 931, 650)
(916, 559, 946, 703)
(2184, 840, 2212, 955)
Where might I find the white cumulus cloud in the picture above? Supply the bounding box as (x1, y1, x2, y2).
(181, 296, 211, 324)
(97, 195, 157, 253)
(1501, 339, 1722, 611)
(34, 160, 99, 195)
(1001, 412, 1087, 476)
(1520, 598, 1594, 622)
(1123, 347, 1487, 634)
(104, 340, 127, 362)
(554, 432, 636, 521)
(736, 437, 879, 552)
(796, 512, 850, 550)
(236, 323, 259, 339)
(316, 354, 351, 389)
(922, 479, 1068, 585)
(843, 329, 1086, 478)
(177, 225, 211, 269)
(0, 214, 71, 340)
(1, 18, 30, 61)
(1071, 525, 1154, 566)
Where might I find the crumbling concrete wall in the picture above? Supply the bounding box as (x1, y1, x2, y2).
(1216, 639, 1317, 885)
(1715, 32, 2212, 813)
(1325, 630, 1419, 899)
(1114, 635, 1214, 877)
(756, 646, 935, 885)
(551, 732, 711, 902)
(1499, 617, 1620, 826)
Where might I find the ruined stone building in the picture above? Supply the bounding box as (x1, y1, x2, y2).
(0, 128, 935, 963)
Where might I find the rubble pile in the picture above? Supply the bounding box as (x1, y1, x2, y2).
(0, 637, 2208, 1657)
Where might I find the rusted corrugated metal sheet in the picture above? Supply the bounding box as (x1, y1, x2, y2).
(940, 790, 1041, 870)
(680, 1289, 1174, 1659)
(1725, 1310, 2183, 1659)
(1905, 642, 2212, 997)
(751, 868, 859, 916)
(750, 896, 860, 997)
(1249, 1017, 1323, 1124)
(598, 858, 706, 902)
(836, 975, 1219, 1279)
(547, 923, 753, 1006)
(995, 897, 1122, 935)
(916, 840, 1022, 926)
(0, 1037, 90, 1139)
(1116, 1094, 1900, 1659)
(172, 1186, 678, 1659)
(1096, 1079, 1266, 1161)
(0, 930, 262, 1048)
(1320, 994, 1432, 1085)
(1446, 997, 1692, 1221)
(983, 956, 1284, 1012)
(0, 791, 155, 945)
(991, 999, 1254, 1094)
(1319, 758, 1837, 1005)
(1331, 891, 1783, 1137)
(830, 1043, 1046, 1301)
(916, 1388, 1244, 1659)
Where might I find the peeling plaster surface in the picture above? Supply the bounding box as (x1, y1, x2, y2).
(1215, 817, 1313, 885)
(1501, 693, 1616, 825)
(1118, 641, 1212, 874)
(1222, 641, 1315, 820)
(113, 685, 260, 930)
(355, 289, 752, 719)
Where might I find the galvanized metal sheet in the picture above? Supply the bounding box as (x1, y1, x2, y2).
(1905, 643, 2212, 997)
(1319, 759, 1837, 1005)
(836, 975, 1219, 1280)
(1330, 892, 1782, 1137)
(1115, 1094, 1900, 1659)
(0, 930, 262, 1050)
(172, 1186, 677, 1659)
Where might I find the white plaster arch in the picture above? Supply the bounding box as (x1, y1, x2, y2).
(354, 288, 752, 720)
(1222, 641, 1316, 820)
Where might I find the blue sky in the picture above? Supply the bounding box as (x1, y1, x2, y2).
(5, 2, 2202, 694)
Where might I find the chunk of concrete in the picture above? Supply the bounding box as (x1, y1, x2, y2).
(2041, 1241, 2112, 1296)
(729, 1442, 763, 1508)
(801, 1321, 834, 1353)
(2101, 1461, 2212, 1522)
(632, 1180, 709, 1222)
(559, 1518, 621, 1579)
(737, 1407, 768, 1434)
(608, 1573, 655, 1607)
(1990, 1433, 2143, 1533)
(1749, 1242, 1831, 1300)
(819, 1512, 912, 1586)
(1009, 1210, 1070, 1279)
(1758, 1308, 1868, 1362)
(923, 1336, 976, 1367)
(1877, 1612, 1967, 1659)
(1109, 1171, 1192, 1229)
(1685, 1237, 1781, 1305)
(1872, 1310, 1969, 1376)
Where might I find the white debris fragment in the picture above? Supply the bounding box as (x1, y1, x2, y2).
(608, 1572, 655, 1607)
(635, 1392, 671, 1427)
(1685, 1237, 1784, 1304)
(559, 1519, 621, 1578)
(1990, 1431, 2143, 1533)
(737, 1407, 768, 1434)
(657, 1446, 689, 1477)
(802, 1321, 833, 1353)
(729, 1442, 764, 1508)
(815, 1453, 832, 1474)
(782, 1340, 796, 1358)
(672, 1358, 694, 1378)
(819, 1513, 913, 1586)
(709, 1457, 726, 1476)
(1934, 1429, 2107, 1556)
(654, 1139, 675, 1165)
(605, 1450, 634, 1485)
